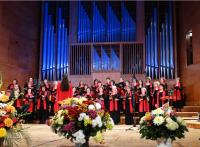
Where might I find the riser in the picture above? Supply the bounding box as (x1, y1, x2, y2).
(182, 106, 200, 112)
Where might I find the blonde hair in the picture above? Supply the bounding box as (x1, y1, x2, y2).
(153, 81, 160, 86)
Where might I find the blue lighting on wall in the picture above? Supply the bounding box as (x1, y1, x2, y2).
(78, 1, 91, 43)
(93, 48, 101, 71)
(77, 1, 136, 43)
(107, 2, 121, 42)
(92, 2, 106, 42)
(121, 2, 136, 41)
(110, 48, 120, 71)
(41, 2, 69, 80)
(146, 2, 174, 79)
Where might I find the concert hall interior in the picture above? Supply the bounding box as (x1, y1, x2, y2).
(0, 1, 200, 147)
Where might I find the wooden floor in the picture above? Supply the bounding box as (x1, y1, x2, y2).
(17, 124, 200, 147)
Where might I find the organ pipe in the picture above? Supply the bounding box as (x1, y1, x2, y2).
(145, 2, 174, 79)
(41, 2, 69, 80)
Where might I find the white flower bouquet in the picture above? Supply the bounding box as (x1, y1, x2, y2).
(139, 105, 188, 141)
(50, 97, 114, 147)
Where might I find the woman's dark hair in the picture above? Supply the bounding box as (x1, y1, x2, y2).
(61, 74, 69, 91)
(93, 79, 98, 85)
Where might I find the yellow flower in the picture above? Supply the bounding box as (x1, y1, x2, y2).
(0, 95, 9, 102)
(6, 105, 16, 113)
(93, 131, 104, 143)
(0, 128, 7, 138)
(4, 118, 13, 127)
(145, 112, 152, 121)
(84, 117, 92, 126)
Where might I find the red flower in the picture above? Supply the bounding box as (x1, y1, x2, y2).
(0, 123, 5, 128)
(68, 106, 79, 118)
(83, 100, 94, 105)
(12, 118, 18, 124)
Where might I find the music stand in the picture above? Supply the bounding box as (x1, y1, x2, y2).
(126, 112, 140, 131)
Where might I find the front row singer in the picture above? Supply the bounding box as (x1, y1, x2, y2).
(54, 74, 72, 112)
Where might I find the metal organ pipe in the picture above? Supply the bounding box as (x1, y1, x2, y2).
(42, 3, 48, 79)
(46, 15, 51, 79)
(162, 23, 166, 78)
(160, 32, 163, 77)
(165, 13, 169, 78)
(145, 2, 175, 79)
(153, 8, 158, 79)
(169, 2, 174, 78)
(41, 2, 69, 80)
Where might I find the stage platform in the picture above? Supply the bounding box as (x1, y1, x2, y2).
(17, 124, 200, 147)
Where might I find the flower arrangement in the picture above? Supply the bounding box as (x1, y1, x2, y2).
(0, 92, 31, 146)
(139, 105, 188, 142)
(50, 97, 114, 146)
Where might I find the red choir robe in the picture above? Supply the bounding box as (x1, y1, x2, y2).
(139, 95, 149, 112)
(156, 91, 166, 108)
(37, 91, 48, 110)
(123, 91, 133, 113)
(24, 93, 35, 113)
(173, 82, 182, 101)
(54, 82, 72, 112)
(173, 82, 183, 109)
(7, 84, 15, 91)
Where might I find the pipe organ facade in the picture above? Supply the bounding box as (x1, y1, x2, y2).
(145, 2, 175, 79)
(40, 1, 175, 83)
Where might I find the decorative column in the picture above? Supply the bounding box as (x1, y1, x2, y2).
(69, 1, 78, 44)
(136, 1, 145, 42)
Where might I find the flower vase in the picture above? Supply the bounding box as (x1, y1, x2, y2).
(75, 139, 89, 147)
(156, 138, 172, 147)
(5, 138, 13, 147)
(0, 138, 4, 146)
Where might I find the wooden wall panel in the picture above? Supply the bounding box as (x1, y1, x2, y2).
(177, 1, 200, 105)
(0, 2, 40, 89)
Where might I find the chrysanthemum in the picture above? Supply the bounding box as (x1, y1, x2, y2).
(4, 118, 13, 127)
(176, 117, 187, 126)
(0, 128, 7, 138)
(166, 121, 179, 131)
(152, 108, 164, 116)
(153, 116, 164, 126)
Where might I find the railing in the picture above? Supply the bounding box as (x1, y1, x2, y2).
(70, 45, 91, 75)
(122, 43, 144, 74)
(69, 42, 144, 76)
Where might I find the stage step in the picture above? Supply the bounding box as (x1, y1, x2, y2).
(181, 106, 200, 112)
(176, 112, 199, 117)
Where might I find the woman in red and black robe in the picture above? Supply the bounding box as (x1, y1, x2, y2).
(160, 77, 168, 93)
(131, 79, 139, 112)
(10, 84, 23, 110)
(49, 82, 57, 115)
(91, 79, 98, 99)
(109, 86, 120, 124)
(156, 85, 167, 108)
(77, 81, 85, 96)
(124, 86, 133, 125)
(145, 77, 153, 111)
(173, 77, 183, 112)
(85, 88, 93, 100)
(139, 88, 149, 114)
(37, 85, 49, 123)
(7, 79, 18, 91)
(24, 77, 36, 95)
(97, 86, 107, 110)
(152, 81, 160, 109)
(24, 88, 35, 123)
